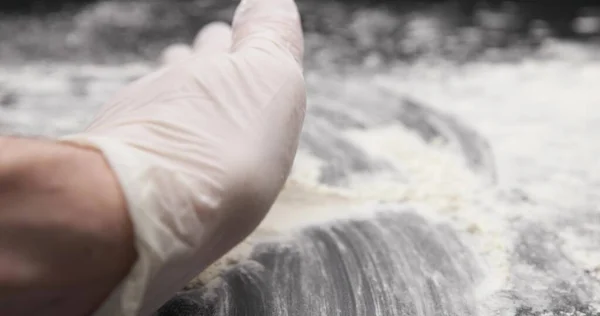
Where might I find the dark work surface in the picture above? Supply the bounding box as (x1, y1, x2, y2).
(156, 211, 483, 316)
(153, 97, 600, 316)
(155, 211, 600, 316)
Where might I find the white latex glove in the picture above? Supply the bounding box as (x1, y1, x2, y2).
(59, 0, 306, 314)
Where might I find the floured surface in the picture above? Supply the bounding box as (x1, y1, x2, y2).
(2, 42, 600, 315)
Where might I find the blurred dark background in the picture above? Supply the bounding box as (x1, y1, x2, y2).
(1, 0, 599, 64)
(2, 0, 598, 32)
(2, 0, 599, 35)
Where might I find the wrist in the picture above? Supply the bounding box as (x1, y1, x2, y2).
(0, 136, 136, 315)
(0, 136, 131, 232)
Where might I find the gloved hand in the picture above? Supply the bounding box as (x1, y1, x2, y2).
(60, 0, 306, 314)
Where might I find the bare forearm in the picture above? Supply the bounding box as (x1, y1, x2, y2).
(0, 136, 136, 316)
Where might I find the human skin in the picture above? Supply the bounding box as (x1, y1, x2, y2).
(0, 136, 136, 316)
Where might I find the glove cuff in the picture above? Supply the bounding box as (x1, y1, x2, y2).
(58, 135, 208, 316)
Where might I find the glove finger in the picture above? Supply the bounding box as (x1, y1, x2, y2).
(193, 22, 233, 54)
(160, 44, 194, 65)
(231, 0, 304, 64)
